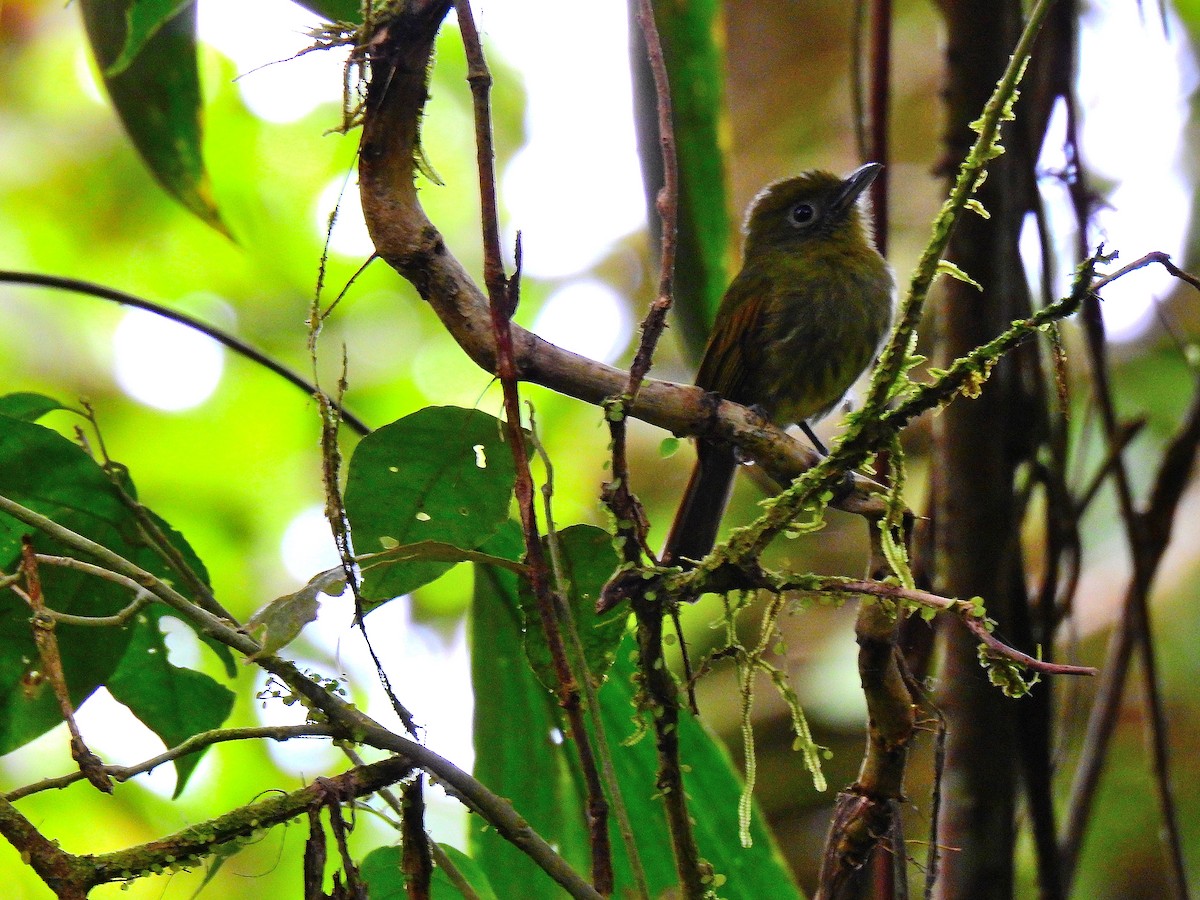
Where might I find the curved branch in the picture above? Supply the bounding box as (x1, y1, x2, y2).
(4, 725, 341, 802)
(0, 492, 603, 900)
(3, 756, 415, 894)
(0, 270, 371, 437)
(802, 576, 1096, 677)
(354, 1, 882, 515)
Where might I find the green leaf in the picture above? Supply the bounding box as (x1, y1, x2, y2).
(345, 407, 518, 605)
(471, 523, 799, 896)
(936, 258, 983, 291)
(433, 844, 500, 899)
(293, 0, 363, 22)
(600, 638, 805, 898)
(106, 0, 192, 76)
(360, 843, 499, 899)
(0, 415, 228, 753)
(359, 847, 407, 900)
(519, 525, 627, 691)
(78, 0, 227, 233)
(963, 197, 991, 220)
(0, 393, 70, 423)
(140, 507, 235, 678)
(470, 523, 587, 899)
(107, 607, 235, 796)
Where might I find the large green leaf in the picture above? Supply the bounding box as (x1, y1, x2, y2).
(518, 524, 628, 692)
(78, 0, 226, 233)
(0, 393, 70, 423)
(600, 639, 806, 898)
(469, 522, 588, 898)
(345, 407, 518, 604)
(470, 517, 802, 897)
(361, 843, 499, 899)
(0, 414, 231, 761)
(105, 0, 193, 76)
(293, 0, 364, 22)
(107, 607, 235, 796)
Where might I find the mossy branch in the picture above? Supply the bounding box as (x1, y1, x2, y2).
(0, 492, 603, 900)
(0, 758, 413, 895)
(862, 0, 1058, 410)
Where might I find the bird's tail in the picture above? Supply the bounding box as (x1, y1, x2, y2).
(661, 441, 738, 567)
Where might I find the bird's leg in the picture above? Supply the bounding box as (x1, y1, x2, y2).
(800, 420, 858, 503)
(799, 421, 829, 456)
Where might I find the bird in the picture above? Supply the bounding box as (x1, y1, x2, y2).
(659, 162, 895, 568)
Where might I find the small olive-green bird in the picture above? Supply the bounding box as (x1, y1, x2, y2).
(661, 163, 894, 566)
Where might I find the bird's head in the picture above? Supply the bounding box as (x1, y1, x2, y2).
(742, 162, 881, 259)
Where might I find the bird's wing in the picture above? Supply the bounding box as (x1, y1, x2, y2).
(693, 271, 772, 404)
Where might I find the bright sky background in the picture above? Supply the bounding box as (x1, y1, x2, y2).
(1055, 0, 1196, 339)
(93, 0, 1196, 423)
(52, 0, 1198, 823)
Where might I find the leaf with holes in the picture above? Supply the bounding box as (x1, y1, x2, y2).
(519, 524, 627, 692)
(344, 407, 518, 605)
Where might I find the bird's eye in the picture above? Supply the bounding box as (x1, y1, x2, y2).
(789, 203, 816, 227)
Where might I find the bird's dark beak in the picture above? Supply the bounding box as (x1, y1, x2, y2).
(831, 162, 882, 214)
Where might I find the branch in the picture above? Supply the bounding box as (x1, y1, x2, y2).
(17, 554, 153, 626)
(0, 492, 603, 899)
(353, 0, 883, 525)
(0, 270, 370, 436)
(775, 577, 1095, 678)
(1060, 370, 1200, 892)
(863, 0, 1059, 407)
(4, 725, 341, 802)
(815, 521, 912, 899)
(18, 540, 112, 793)
(3, 756, 415, 894)
(614, 2, 702, 894)
(452, 1, 612, 891)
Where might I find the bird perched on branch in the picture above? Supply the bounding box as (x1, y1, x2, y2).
(660, 163, 895, 568)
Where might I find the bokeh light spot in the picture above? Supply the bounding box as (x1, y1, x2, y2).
(317, 176, 376, 259)
(281, 504, 343, 583)
(487, 0, 645, 278)
(113, 309, 224, 411)
(532, 280, 632, 364)
(198, 0, 346, 124)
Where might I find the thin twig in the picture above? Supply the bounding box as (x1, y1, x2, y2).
(0, 489, 603, 899)
(1059, 374, 1200, 896)
(21, 555, 153, 625)
(1058, 242, 1200, 896)
(5, 724, 341, 802)
(0, 270, 370, 436)
(867, 0, 892, 253)
(402, 774, 434, 899)
(789, 577, 1096, 677)
(19, 540, 112, 794)
(529, 409, 651, 900)
(1071, 418, 1146, 517)
(453, 1, 612, 892)
(626, 0, 679, 395)
(7, 756, 416, 895)
(612, 3, 704, 895)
